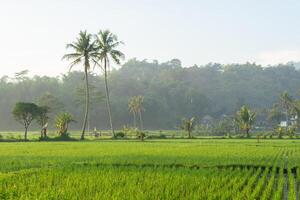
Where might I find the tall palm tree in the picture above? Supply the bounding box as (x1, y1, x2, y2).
(279, 91, 293, 132)
(95, 30, 124, 137)
(136, 96, 145, 130)
(128, 97, 137, 127)
(62, 30, 98, 140)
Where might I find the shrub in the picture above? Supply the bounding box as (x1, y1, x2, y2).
(146, 134, 166, 139)
(136, 131, 146, 141)
(114, 132, 126, 139)
(40, 134, 77, 141)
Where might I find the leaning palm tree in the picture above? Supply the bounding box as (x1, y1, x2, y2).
(62, 30, 98, 140)
(95, 30, 124, 137)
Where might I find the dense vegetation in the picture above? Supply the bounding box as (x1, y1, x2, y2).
(1, 60, 300, 131)
(0, 140, 299, 199)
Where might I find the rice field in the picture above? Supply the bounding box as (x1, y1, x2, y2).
(0, 139, 300, 199)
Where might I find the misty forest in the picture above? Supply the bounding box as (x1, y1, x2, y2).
(2, 60, 300, 130)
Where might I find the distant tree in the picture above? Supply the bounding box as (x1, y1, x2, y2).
(180, 117, 195, 139)
(55, 112, 75, 136)
(212, 116, 234, 136)
(236, 106, 256, 138)
(12, 102, 39, 141)
(279, 91, 294, 132)
(14, 70, 29, 82)
(36, 106, 50, 138)
(168, 58, 182, 68)
(135, 96, 145, 130)
(36, 92, 64, 114)
(95, 30, 125, 137)
(267, 105, 284, 127)
(128, 97, 137, 127)
(62, 30, 98, 140)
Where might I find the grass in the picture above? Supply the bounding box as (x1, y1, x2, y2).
(0, 139, 300, 199)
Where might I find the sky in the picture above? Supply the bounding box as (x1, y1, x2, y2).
(1, 0, 300, 77)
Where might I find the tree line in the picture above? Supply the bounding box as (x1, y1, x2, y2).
(2, 44, 300, 134)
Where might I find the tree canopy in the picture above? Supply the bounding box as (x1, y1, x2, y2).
(2, 59, 300, 131)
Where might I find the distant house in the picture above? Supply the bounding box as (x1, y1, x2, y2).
(279, 115, 298, 127)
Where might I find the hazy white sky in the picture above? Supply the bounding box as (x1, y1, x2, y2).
(1, 0, 300, 76)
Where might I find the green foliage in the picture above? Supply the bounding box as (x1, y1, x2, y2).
(3, 61, 300, 130)
(236, 106, 255, 137)
(55, 112, 75, 136)
(0, 140, 300, 199)
(180, 117, 195, 138)
(114, 132, 126, 139)
(287, 126, 296, 138)
(128, 95, 145, 129)
(275, 127, 285, 139)
(36, 106, 49, 127)
(12, 102, 39, 140)
(211, 117, 234, 136)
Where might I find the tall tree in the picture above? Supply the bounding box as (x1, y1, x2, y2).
(180, 117, 195, 139)
(95, 30, 124, 137)
(36, 106, 50, 138)
(236, 106, 256, 138)
(136, 96, 145, 130)
(128, 97, 137, 127)
(279, 91, 294, 132)
(62, 31, 98, 140)
(12, 102, 39, 141)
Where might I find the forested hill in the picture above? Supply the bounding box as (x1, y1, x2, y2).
(1, 58, 300, 130)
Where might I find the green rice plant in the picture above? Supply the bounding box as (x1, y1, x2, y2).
(273, 167, 284, 200)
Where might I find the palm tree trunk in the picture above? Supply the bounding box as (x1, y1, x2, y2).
(81, 67, 89, 140)
(104, 58, 115, 137)
(139, 110, 143, 130)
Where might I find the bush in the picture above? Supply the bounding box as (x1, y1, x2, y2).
(136, 131, 146, 141)
(263, 135, 267, 139)
(146, 134, 166, 139)
(40, 134, 77, 141)
(114, 132, 126, 139)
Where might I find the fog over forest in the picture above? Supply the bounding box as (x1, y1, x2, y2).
(1, 58, 299, 131)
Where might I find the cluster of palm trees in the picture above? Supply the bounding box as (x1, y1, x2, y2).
(63, 30, 124, 140)
(128, 96, 145, 130)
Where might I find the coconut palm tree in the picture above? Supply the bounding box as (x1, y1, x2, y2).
(236, 106, 256, 138)
(95, 30, 124, 137)
(62, 30, 98, 140)
(128, 97, 137, 127)
(180, 117, 195, 139)
(136, 96, 145, 130)
(279, 91, 294, 132)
